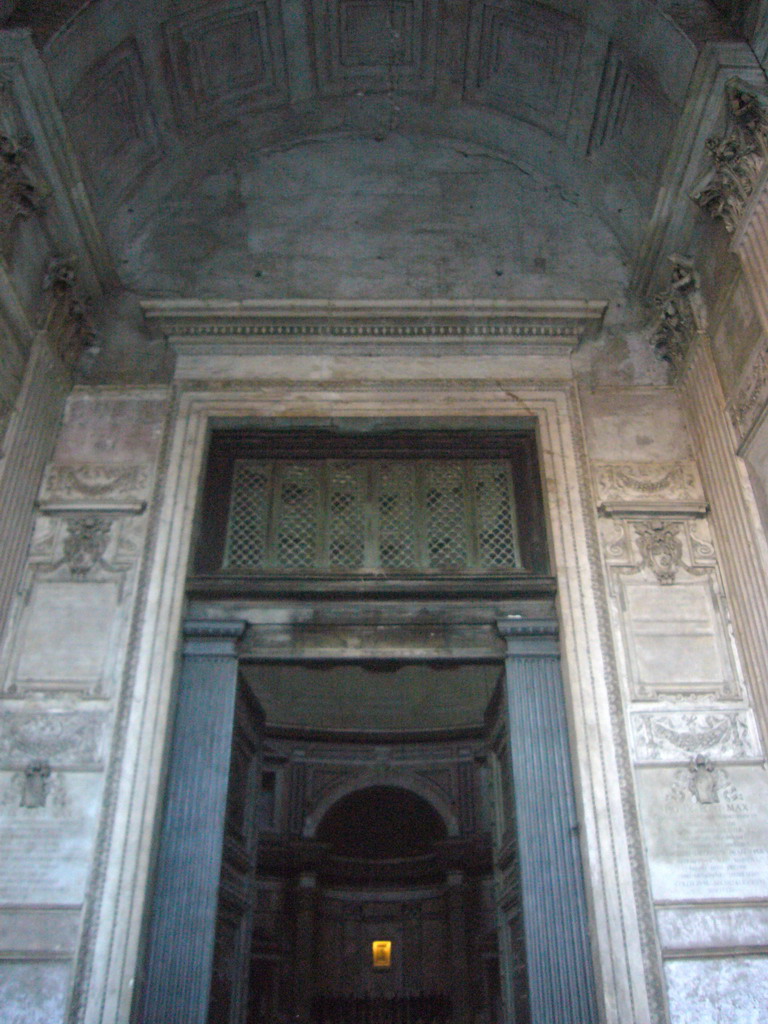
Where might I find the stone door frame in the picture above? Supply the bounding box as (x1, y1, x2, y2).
(71, 380, 663, 1024)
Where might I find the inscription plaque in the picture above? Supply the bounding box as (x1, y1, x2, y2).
(637, 766, 768, 901)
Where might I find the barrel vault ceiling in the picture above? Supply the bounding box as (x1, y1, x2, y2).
(1, 1, 759, 380)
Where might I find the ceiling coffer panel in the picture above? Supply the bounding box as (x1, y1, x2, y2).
(464, 0, 584, 137)
(309, 0, 439, 96)
(67, 38, 161, 203)
(162, 0, 289, 125)
(588, 41, 677, 181)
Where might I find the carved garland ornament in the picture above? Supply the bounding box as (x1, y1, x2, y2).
(691, 78, 768, 233)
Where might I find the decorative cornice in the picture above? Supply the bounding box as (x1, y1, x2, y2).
(691, 77, 768, 234)
(142, 299, 608, 358)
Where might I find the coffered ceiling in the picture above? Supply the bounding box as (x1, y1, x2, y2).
(0, 1, 759, 376)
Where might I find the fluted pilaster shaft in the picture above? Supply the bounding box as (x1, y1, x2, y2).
(498, 618, 598, 1024)
(137, 619, 246, 1024)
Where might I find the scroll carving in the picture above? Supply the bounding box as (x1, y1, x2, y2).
(691, 78, 768, 234)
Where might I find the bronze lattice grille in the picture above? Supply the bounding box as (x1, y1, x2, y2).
(223, 457, 521, 572)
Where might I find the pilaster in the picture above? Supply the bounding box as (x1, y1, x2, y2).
(498, 617, 598, 1024)
(136, 618, 245, 1024)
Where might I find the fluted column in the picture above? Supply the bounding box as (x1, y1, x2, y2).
(137, 619, 246, 1024)
(497, 618, 598, 1024)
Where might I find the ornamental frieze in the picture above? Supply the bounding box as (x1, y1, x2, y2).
(594, 460, 705, 512)
(632, 711, 761, 763)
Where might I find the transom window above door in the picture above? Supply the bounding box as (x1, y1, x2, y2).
(193, 427, 549, 582)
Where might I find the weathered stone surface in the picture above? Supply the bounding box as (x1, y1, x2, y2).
(637, 766, 768, 901)
(665, 956, 768, 1024)
(0, 962, 71, 1024)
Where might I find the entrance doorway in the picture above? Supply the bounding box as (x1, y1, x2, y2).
(238, 659, 515, 1024)
(136, 422, 597, 1024)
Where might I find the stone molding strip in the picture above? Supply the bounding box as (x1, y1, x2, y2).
(142, 298, 608, 357)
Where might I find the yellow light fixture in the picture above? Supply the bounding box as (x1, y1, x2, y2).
(371, 940, 392, 969)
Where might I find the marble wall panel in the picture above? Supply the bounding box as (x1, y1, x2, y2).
(581, 387, 692, 462)
(665, 955, 768, 1024)
(637, 766, 768, 902)
(0, 771, 102, 904)
(0, 907, 80, 957)
(656, 904, 768, 952)
(53, 393, 168, 465)
(4, 577, 123, 698)
(618, 573, 739, 701)
(0, 962, 71, 1024)
(601, 514, 740, 702)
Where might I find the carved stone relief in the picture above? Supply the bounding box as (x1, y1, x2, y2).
(631, 710, 761, 763)
(691, 78, 768, 234)
(40, 463, 151, 510)
(0, 77, 47, 259)
(593, 461, 705, 508)
(41, 255, 97, 370)
(729, 332, 768, 440)
(665, 759, 742, 809)
(648, 255, 707, 372)
(2, 765, 66, 813)
(0, 712, 106, 769)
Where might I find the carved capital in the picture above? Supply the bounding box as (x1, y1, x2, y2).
(42, 255, 98, 368)
(691, 78, 768, 233)
(648, 254, 705, 371)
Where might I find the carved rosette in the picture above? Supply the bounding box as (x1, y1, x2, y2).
(648, 255, 706, 372)
(691, 78, 768, 234)
(42, 255, 97, 369)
